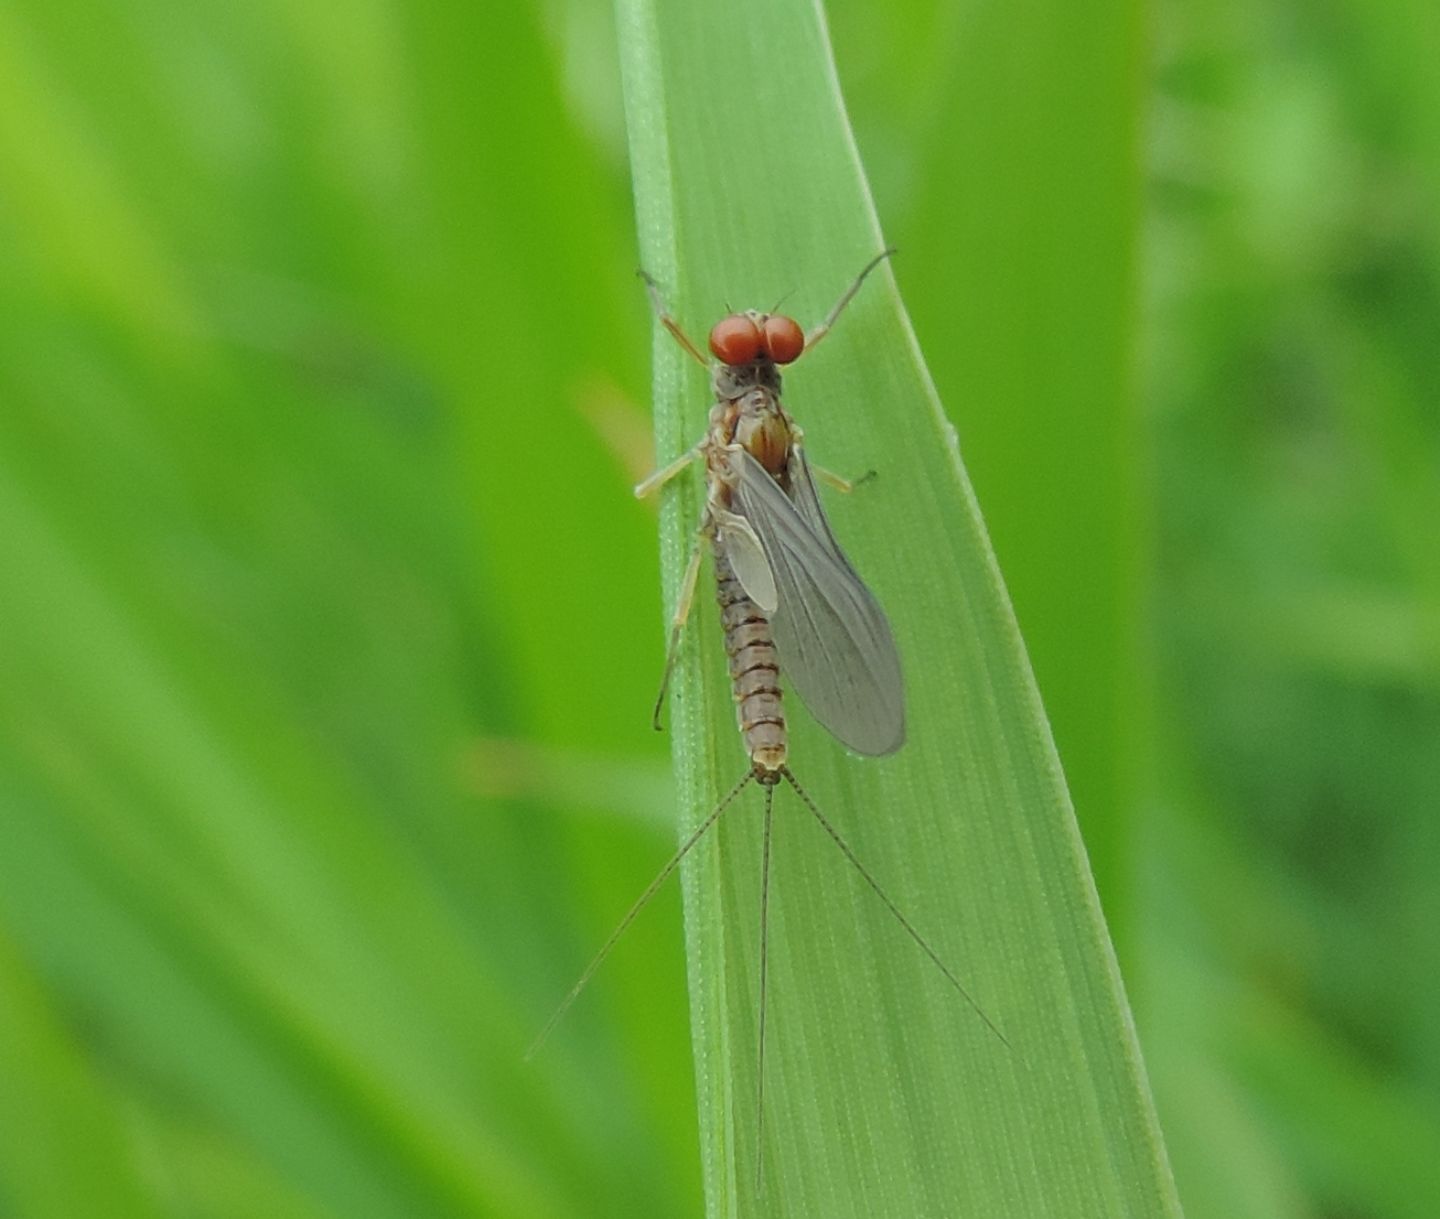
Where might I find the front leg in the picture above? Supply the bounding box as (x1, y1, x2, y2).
(651, 523, 710, 731)
(634, 442, 703, 499)
(809, 464, 876, 494)
(639, 270, 711, 368)
(789, 428, 874, 493)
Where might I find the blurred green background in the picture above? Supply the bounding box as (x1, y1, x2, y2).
(0, 0, 1436, 1216)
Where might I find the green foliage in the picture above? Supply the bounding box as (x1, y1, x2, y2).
(617, 0, 1176, 1215)
(0, 0, 1434, 1215)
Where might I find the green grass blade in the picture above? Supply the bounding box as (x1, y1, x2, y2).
(893, 0, 1148, 936)
(616, 1, 1184, 1215)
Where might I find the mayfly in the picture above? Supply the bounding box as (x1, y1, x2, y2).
(531, 251, 1005, 1183)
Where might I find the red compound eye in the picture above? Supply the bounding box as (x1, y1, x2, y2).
(708, 314, 762, 365)
(762, 315, 805, 364)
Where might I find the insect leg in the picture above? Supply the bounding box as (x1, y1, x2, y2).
(651, 534, 706, 731)
(634, 442, 702, 499)
(788, 430, 875, 494)
(808, 464, 876, 494)
(638, 269, 710, 368)
(803, 247, 897, 353)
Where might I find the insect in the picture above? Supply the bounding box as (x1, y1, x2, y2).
(531, 252, 1004, 1185)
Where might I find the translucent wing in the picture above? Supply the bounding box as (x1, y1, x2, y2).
(714, 510, 778, 612)
(729, 449, 905, 756)
(785, 446, 864, 578)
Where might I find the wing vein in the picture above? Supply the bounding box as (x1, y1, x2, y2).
(730, 449, 904, 756)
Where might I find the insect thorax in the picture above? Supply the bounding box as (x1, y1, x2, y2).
(707, 364, 794, 482)
(711, 359, 782, 401)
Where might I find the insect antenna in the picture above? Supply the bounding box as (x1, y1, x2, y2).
(526, 768, 758, 1060)
(779, 767, 1010, 1050)
(768, 287, 796, 314)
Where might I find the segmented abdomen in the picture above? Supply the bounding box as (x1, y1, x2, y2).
(714, 546, 787, 773)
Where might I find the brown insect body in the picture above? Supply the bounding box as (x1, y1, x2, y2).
(704, 348, 798, 778)
(716, 530, 788, 776)
(709, 350, 795, 482)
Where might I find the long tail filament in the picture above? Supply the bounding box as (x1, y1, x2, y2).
(526, 769, 757, 1060)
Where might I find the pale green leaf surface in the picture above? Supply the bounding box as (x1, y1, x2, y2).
(616, 0, 1183, 1215)
(0, 927, 159, 1219)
